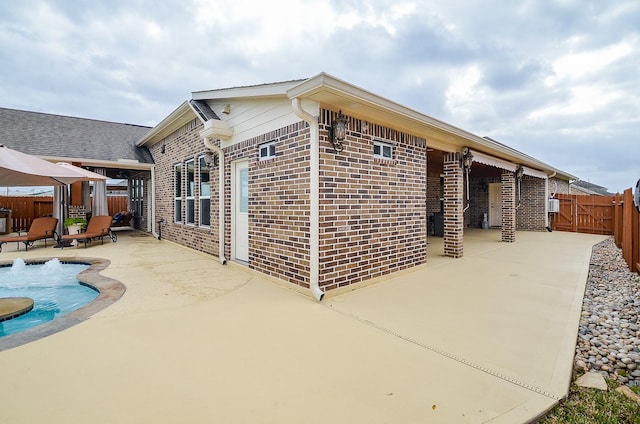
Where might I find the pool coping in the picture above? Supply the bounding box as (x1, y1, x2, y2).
(0, 257, 126, 352)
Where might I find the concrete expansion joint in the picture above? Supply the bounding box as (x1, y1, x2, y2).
(332, 307, 562, 401)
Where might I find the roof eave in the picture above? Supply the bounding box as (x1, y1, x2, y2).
(192, 80, 304, 101)
(136, 101, 196, 147)
(288, 72, 575, 179)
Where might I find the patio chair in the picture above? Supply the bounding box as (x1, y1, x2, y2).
(59, 215, 117, 248)
(0, 217, 58, 253)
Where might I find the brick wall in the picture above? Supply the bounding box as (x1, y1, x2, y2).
(550, 177, 570, 195)
(241, 122, 312, 287)
(150, 118, 221, 256)
(443, 152, 463, 257)
(516, 175, 546, 231)
(317, 110, 427, 290)
(501, 170, 516, 242)
(426, 175, 442, 234)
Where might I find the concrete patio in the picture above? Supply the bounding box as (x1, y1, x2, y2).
(0, 229, 607, 423)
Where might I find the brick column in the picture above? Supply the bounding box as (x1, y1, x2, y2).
(443, 152, 464, 257)
(501, 170, 516, 242)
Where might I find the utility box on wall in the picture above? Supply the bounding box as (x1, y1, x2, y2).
(548, 198, 560, 213)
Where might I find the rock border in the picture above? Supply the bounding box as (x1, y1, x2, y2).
(575, 238, 640, 386)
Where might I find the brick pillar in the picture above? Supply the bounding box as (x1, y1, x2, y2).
(443, 152, 464, 258)
(501, 170, 516, 242)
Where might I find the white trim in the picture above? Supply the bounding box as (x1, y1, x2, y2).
(185, 159, 196, 225)
(373, 140, 393, 159)
(522, 166, 548, 179)
(470, 149, 517, 172)
(198, 155, 211, 228)
(259, 140, 276, 161)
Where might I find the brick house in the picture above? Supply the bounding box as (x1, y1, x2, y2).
(137, 73, 575, 300)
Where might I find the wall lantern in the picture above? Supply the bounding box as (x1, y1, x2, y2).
(329, 110, 348, 153)
(461, 147, 474, 169)
(515, 164, 524, 208)
(204, 150, 218, 167)
(461, 147, 474, 212)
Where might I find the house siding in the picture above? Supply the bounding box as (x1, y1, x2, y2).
(317, 110, 428, 290)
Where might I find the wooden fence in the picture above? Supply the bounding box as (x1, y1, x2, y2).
(614, 188, 640, 274)
(0, 196, 128, 232)
(551, 194, 615, 235)
(550, 190, 639, 275)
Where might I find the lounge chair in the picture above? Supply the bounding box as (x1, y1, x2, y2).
(0, 217, 58, 253)
(60, 215, 117, 248)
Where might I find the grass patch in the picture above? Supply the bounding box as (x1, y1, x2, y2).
(540, 378, 640, 423)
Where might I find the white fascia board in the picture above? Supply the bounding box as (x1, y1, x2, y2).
(192, 80, 303, 101)
(288, 72, 576, 179)
(136, 101, 195, 147)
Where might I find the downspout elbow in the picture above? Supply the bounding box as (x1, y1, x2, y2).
(204, 137, 227, 265)
(291, 98, 324, 301)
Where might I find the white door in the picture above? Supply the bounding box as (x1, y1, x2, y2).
(232, 160, 249, 262)
(489, 183, 502, 227)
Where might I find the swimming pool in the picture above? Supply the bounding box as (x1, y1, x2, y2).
(0, 258, 98, 337)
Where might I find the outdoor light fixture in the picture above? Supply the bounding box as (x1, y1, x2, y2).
(515, 164, 524, 180)
(329, 110, 348, 153)
(461, 147, 474, 169)
(515, 165, 524, 208)
(161, 143, 166, 154)
(204, 150, 218, 167)
(461, 147, 474, 212)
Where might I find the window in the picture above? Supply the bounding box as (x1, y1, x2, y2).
(373, 140, 393, 159)
(174, 163, 182, 223)
(199, 156, 211, 227)
(186, 159, 195, 225)
(259, 141, 276, 160)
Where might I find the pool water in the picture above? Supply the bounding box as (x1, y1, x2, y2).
(0, 258, 98, 337)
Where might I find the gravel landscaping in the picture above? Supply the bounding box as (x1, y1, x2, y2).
(575, 237, 640, 387)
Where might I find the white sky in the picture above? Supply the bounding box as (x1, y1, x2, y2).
(1, 0, 638, 192)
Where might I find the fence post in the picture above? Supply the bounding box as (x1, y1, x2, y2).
(614, 193, 621, 247)
(634, 201, 640, 273)
(623, 189, 633, 272)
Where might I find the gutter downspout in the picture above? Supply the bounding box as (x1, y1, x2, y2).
(204, 136, 228, 265)
(151, 164, 159, 238)
(291, 98, 324, 301)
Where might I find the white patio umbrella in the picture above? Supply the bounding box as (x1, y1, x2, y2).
(55, 162, 109, 182)
(0, 144, 83, 186)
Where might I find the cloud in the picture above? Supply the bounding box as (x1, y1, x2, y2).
(0, 0, 638, 192)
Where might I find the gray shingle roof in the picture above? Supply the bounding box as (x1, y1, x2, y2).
(0, 107, 153, 164)
(189, 100, 219, 122)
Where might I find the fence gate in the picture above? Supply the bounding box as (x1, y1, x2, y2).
(551, 194, 615, 235)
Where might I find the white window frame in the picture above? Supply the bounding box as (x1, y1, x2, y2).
(185, 159, 195, 225)
(373, 140, 393, 159)
(259, 140, 276, 161)
(198, 155, 211, 228)
(174, 163, 182, 223)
